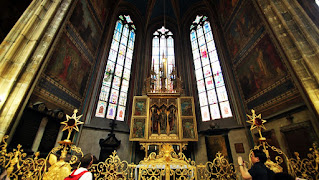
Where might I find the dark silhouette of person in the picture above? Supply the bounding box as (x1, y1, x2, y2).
(238, 149, 275, 180)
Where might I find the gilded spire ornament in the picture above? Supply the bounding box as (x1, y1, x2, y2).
(61, 109, 84, 142)
(247, 109, 266, 141)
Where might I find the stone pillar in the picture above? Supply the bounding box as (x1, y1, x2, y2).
(31, 117, 49, 152)
(55, 125, 64, 147)
(256, 0, 319, 121)
(0, 0, 73, 140)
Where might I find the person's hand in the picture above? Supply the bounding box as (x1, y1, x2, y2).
(238, 156, 243, 166)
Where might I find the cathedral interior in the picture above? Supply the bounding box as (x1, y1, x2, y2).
(0, 0, 319, 179)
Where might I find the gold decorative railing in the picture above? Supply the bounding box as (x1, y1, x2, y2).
(0, 135, 47, 180)
(197, 152, 237, 180)
(289, 143, 319, 180)
(0, 136, 235, 180)
(89, 151, 135, 180)
(1, 109, 318, 179)
(1, 136, 319, 179)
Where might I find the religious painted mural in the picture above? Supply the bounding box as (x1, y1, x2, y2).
(225, 0, 262, 59)
(90, 0, 108, 25)
(132, 118, 145, 139)
(181, 99, 193, 116)
(69, 0, 102, 55)
(182, 118, 195, 139)
(205, 135, 230, 162)
(45, 33, 92, 97)
(134, 99, 147, 116)
(216, 0, 239, 26)
(236, 34, 287, 100)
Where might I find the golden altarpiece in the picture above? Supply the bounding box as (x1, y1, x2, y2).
(129, 66, 198, 157)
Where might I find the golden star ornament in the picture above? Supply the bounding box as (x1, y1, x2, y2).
(246, 109, 266, 131)
(61, 109, 84, 133)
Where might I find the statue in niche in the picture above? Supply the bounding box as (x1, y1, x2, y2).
(151, 106, 159, 134)
(150, 64, 156, 92)
(168, 107, 176, 134)
(160, 66, 166, 92)
(159, 106, 167, 134)
(170, 66, 177, 91)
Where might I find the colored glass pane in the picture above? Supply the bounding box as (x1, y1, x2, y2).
(108, 50, 117, 61)
(110, 89, 119, 104)
(121, 79, 129, 92)
(220, 101, 232, 118)
(201, 106, 210, 121)
(207, 41, 216, 52)
(205, 76, 214, 90)
(112, 76, 121, 90)
(116, 106, 126, 121)
(96, 101, 107, 118)
(197, 27, 203, 37)
(216, 86, 228, 102)
(210, 104, 221, 119)
(194, 58, 201, 70)
(195, 68, 204, 81)
(119, 92, 127, 106)
(197, 80, 206, 93)
(207, 89, 218, 104)
(203, 65, 212, 78)
(106, 104, 117, 119)
(192, 50, 200, 59)
(123, 68, 130, 80)
(115, 64, 123, 77)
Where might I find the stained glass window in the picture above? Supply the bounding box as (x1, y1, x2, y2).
(95, 15, 136, 121)
(190, 15, 233, 121)
(151, 26, 175, 92)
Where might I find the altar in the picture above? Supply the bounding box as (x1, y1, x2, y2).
(129, 63, 198, 155)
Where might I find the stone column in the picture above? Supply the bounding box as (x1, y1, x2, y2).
(256, 0, 319, 122)
(31, 117, 49, 152)
(0, 0, 73, 140)
(55, 125, 64, 147)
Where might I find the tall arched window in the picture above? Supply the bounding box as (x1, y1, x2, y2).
(190, 15, 232, 121)
(95, 15, 136, 121)
(152, 26, 175, 92)
(316, 0, 319, 6)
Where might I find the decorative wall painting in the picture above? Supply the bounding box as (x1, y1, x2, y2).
(90, 0, 108, 25)
(134, 99, 147, 116)
(226, 0, 261, 58)
(205, 135, 230, 162)
(132, 118, 145, 139)
(235, 143, 245, 153)
(45, 33, 91, 97)
(182, 118, 195, 139)
(181, 99, 193, 116)
(69, 0, 101, 55)
(236, 34, 287, 100)
(217, 0, 239, 26)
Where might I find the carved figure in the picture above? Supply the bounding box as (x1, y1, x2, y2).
(151, 107, 159, 134)
(168, 108, 176, 134)
(159, 107, 167, 134)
